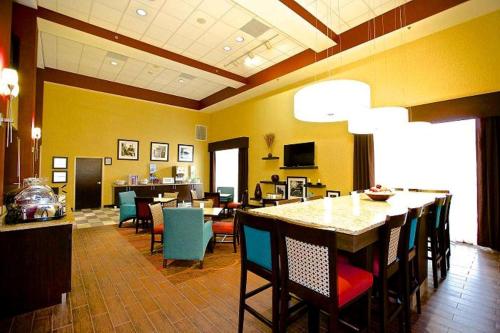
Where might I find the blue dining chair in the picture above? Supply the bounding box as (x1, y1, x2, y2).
(217, 186, 234, 202)
(162, 208, 213, 269)
(118, 191, 136, 227)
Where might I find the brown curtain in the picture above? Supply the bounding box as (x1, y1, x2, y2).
(476, 117, 500, 251)
(353, 134, 374, 191)
(238, 148, 249, 201)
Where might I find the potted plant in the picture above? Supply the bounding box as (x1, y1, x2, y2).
(264, 133, 275, 158)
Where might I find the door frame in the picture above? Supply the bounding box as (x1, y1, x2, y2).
(73, 156, 105, 210)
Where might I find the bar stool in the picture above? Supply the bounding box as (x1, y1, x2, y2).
(372, 211, 408, 333)
(277, 218, 373, 333)
(427, 196, 447, 288)
(442, 194, 453, 271)
(401, 206, 424, 332)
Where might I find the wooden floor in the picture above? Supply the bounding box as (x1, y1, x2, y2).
(0, 225, 498, 333)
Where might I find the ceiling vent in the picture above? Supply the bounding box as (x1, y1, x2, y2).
(106, 51, 128, 62)
(195, 125, 207, 141)
(240, 19, 270, 38)
(179, 73, 196, 81)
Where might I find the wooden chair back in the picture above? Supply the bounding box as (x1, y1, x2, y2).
(379, 211, 408, 278)
(304, 195, 323, 201)
(275, 198, 302, 206)
(163, 192, 179, 199)
(134, 197, 154, 220)
(432, 196, 447, 229)
(148, 203, 164, 229)
(277, 218, 338, 310)
(190, 189, 199, 200)
(163, 199, 178, 208)
(204, 192, 221, 207)
(192, 199, 213, 208)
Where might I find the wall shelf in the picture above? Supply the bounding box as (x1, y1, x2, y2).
(279, 166, 318, 170)
(262, 156, 279, 160)
(305, 183, 326, 188)
(260, 180, 286, 185)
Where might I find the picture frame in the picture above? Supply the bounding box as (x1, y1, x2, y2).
(104, 157, 112, 165)
(150, 142, 169, 161)
(117, 139, 139, 160)
(287, 176, 307, 200)
(52, 171, 67, 183)
(177, 144, 194, 162)
(326, 190, 341, 198)
(52, 156, 68, 169)
(275, 184, 287, 199)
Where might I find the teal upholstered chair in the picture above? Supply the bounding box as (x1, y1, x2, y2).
(162, 208, 213, 269)
(217, 186, 234, 203)
(118, 191, 136, 227)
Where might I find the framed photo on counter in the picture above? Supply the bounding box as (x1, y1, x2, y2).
(178, 144, 194, 162)
(117, 139, 139, 160)
(287, 176, 307, 200)
(52, 156, 68, 169)
(104, 157, 112, 165)
(150, 142, 169, 161)
(326, 190, 341, 198)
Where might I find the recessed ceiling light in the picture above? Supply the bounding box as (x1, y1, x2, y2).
(178, 79, 184, 83)
(223, 46, 231, 52)
(136, 8, 147, 16)
(235, 36, 244, 43)
(148, 70, 154, 75)
(110, 60, 118, 66)
(196, 17, 206, 24)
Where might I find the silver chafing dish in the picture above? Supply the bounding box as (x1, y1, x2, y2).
(5, 178, 66, 224)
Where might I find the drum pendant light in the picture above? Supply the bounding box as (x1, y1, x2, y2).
(294, 79, 371, 122)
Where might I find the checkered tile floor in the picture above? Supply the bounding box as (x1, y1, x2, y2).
(73, 208, 119, 229)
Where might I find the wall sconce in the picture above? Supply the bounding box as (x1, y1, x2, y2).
(32, 127, 41, 162)
(0, 68, 20, 147)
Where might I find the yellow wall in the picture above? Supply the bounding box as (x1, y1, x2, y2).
(41, 83, 210, 209)
(209, 11, 500, 196)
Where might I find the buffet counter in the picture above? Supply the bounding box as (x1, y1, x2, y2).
(0, 213, 73, 317)
(112, 183, 203, 205)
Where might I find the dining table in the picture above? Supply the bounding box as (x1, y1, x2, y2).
(203, 207, 223, 218)
(250, 191, 445, 282)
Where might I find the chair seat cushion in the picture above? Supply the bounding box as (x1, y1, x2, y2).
(338, 262, 373, 307)
(153, 224, 164, 234)
(227, 202, 242, 209)
(212, 221, 234, 234)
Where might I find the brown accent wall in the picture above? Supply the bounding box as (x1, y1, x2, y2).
(410, 92, 500, 123)
(11, 3, 38, 180)
(0, 0, 13, 206)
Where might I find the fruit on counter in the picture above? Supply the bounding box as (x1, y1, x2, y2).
(369, 184, 391, 192)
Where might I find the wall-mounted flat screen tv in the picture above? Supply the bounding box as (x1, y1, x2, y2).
(284, 142, 314, 167)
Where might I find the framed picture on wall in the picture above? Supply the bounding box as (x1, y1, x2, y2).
(150, 142, 169, 161)
(287, 176, 307, 200)
(104, 157, 112, 165)
(52, 156, 68, 169)
(275, 184, 287, 198)
(326, 190, 341, 198)
(117, 139, 139, 160)
(178, 144, 194, 162)
(52, 171, 67, 183)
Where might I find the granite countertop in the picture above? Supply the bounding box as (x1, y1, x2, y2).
(250, 191, 442, 235)
(0, 212, 74, 233)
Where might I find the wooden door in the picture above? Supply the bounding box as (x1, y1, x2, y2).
(75, 158, 102, 210)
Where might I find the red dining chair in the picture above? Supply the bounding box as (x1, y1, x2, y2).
(277, 218, 373, 332)
(212, 215, 239, 253)
(134, 197, 154, 233)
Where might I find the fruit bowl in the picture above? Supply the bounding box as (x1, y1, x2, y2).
(365, 190, 395, 201)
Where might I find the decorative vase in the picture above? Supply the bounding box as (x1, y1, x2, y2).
(271, 174, 279, 183)
(254, 183, 262, 200)
(267, 152, 273, 158)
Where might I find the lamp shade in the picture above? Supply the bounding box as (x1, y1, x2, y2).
(1, 68, 19, 86)
(348, 109, 374, 134)
(348, 106, 409, 134)
(294, 79, 370, 122)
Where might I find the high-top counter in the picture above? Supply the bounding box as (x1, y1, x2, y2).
(0, 213, 73, 317)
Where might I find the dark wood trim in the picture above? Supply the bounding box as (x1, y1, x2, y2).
(279, 0, 339, 43)
(410, 91, 500, 123)
(208, 137, 249, 152)
(39, 67, 201, 110)
(200, 0, 469, 108)
(36, 7, 248, 85)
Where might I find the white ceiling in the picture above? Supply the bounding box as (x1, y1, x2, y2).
(36, 0, 309, 77)
(39, 31, 227, 100)
(295, 0, 412, 33)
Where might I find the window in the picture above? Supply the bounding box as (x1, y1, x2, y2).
(374, 119, 477, 244)
(215, 148, 239, 202)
